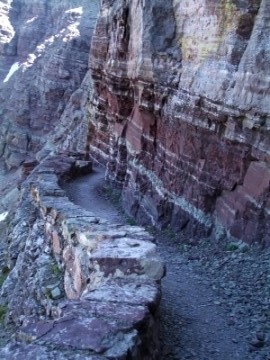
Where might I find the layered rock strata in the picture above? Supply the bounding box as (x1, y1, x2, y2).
(89, 0, 270, 245)
(0, 154, 164, 359)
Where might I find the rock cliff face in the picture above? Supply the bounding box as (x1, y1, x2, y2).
(0, 0, 99, 170)
(89, 0, 270, 245)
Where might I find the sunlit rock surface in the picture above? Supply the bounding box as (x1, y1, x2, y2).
(88, 0, 270, 245)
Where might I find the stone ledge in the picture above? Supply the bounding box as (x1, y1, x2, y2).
(0, 154, 164, 359)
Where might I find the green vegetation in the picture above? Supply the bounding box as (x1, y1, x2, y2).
(161, 225, 178, 240)
(0, 275, 7, 288)
(225, 241, 249, 253)
(0, 305, 7, 324)
(126, 217, 137, 226)
(225, 243, 239, 252)
(0, 267, 10, 288)
(52, 263, 61, 276)
(104, 186, 121, 206)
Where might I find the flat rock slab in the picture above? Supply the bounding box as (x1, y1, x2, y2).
(0, 343, 104, 360)
(91, 238, 156, 258)
(88, 238, 164, 280)
(24, 317, 123, 353)
(18, 298, 149, 356)
(16, 279, 159, 358)
(82, 279, 160, 308)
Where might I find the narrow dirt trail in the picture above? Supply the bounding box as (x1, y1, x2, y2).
(157, 240, 249, 360)
(64, 167, 123, 224)
(63, 167, 253, 360)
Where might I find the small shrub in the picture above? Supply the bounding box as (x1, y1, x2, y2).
(225, 242, 239, 252)
(126, 217, 137, 226)
(0, 267, 10, 288)
(52, 263, 61, 276)
(162, 226, 177, 240)
(0, 275, 6, 288)
(0, 305, 7, 323)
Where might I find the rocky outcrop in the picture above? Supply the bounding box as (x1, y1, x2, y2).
(0, 154, 164, 359)
(88, 0, 270, 245)
(0, 0, 99, 170)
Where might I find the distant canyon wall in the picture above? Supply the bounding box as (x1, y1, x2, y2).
(0, 0, 99, 170)
(88, 0, 270, 245)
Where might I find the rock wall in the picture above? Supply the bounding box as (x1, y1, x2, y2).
(88, 0, 270, 245)
(0, 0, 99, 170)
(0, 154, 164, 359)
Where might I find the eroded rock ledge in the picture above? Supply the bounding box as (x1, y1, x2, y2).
(0, 154, 164, 359)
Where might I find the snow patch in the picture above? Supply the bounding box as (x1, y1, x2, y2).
(26, 16, 38, 24)
(0, 211, 8, 222)
(65, 7, 83, 15)
(3, 62, 20, 83)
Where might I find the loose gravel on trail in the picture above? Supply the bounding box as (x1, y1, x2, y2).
(64, 167, 270, 360)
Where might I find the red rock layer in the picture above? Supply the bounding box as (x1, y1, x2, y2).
(88, 0, 270, 245)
